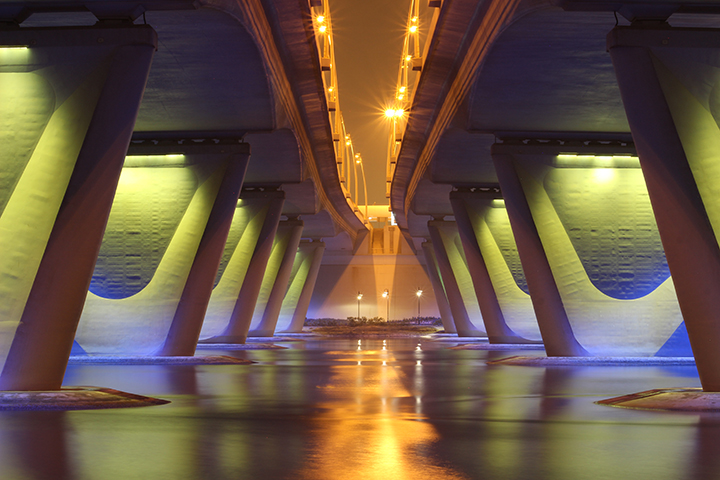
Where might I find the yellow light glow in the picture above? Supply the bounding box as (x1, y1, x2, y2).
(409, 25, 418, 33)
(123, 154, 186, 168)
(319, 25, 327, 33)
(328, 86, 334, 92)
(385, 109, 396, 118)
(594, 168, 615, 182)
(399, 86, 406, 93)
(411, 16, 418, 23)
(397, 94, 404, 100)
(0, 46, 28, 50)
(416, 290, 423, 297)
(555, 153, 640, 169)
(405, 55, 412, 62)
(491, 199, 505, 208)
(316, 15, 325, 23)
(395, 109, 404, 117)
(345, 141, 351, 146)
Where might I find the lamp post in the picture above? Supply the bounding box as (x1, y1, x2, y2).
(416, 289, 423, 323)
(357, 292, 363, 321)
(382, 289, 390, 322)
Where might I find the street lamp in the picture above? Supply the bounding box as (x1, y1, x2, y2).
(357, 292, 363, 321)
(382, 289, 390, 322)
(416, 289, 423, 323)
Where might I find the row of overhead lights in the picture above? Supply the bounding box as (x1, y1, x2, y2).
(312, 1, 368, 223)
(385, 0, 427, 199)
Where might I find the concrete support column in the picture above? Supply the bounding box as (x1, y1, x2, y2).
(492, 149, 588, 356)
(249, 219, 304, 337)
(421, 241, 457, 334)
(0, 26, 157, 390)
(203, 190, 284, 343)
(609, 27, 720, 390)
(157, 145, 251, 355)
(450, 192, 527, 343)
(278, 240, 326, 333)
(427, 221, 484, 337)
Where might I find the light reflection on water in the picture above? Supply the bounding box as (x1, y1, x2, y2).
(0, 338, 714, 479)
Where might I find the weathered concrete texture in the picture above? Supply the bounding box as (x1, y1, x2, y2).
(597, 389, 720, 412)
(0, 387, 169, 411)
(67, 355, 252, 364)
(489, 356, 696, 366)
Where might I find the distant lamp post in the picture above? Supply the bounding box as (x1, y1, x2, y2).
(357, 292, 363, 321)
(416, 289, 423, 323)
(382, 289, 390, 322)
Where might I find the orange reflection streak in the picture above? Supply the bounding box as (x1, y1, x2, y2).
(296, 348, 469, 480)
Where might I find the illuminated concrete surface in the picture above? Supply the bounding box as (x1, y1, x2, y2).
(0, 338, 709, 478)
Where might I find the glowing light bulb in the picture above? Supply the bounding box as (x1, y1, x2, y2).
(385, 108, 396, 118)
(395, 109, 404, 117)
(405, 55, 412, 62)
(328, 86, 334, 92)
(409, 25, 418, 33)
(397, 94, 404, 100)
(399, 86, 406, 93)
(411, 16, 418, 23)
(316, 15, 325, 23)
(319, 25, 327, 33)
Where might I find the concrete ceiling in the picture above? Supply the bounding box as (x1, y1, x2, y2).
(8, 0, 368, 244)
(392, 0, 720, 235)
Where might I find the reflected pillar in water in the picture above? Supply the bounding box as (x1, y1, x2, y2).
(277, 240, 326, 333)
(6, 412, 74, 480)
(249, 218, 304, 337)
(421, 240, 457, 333)
(427, 220, 486, 336)
(0, 26, 157, 390)
(609, 26, 720, 390)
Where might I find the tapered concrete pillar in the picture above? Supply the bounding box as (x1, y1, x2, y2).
(609, 26, 720, 390)
(427, 221, 485, 337)
(492, 148, 588, 356)
(421, 241, 457, 334)
(277, 240, 326, 333)
(157, 144, 251, 355)
(248, 219, 304, 337)
(200, 190, 284, 344)
(450, 192, 533, 343)
(0, 25, 157, 390)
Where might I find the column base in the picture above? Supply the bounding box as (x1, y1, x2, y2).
(197, 335, 247, 344)
(0, 387, 168, 411)
(488, 335, 543, 345)
(597, 388, 720, 411)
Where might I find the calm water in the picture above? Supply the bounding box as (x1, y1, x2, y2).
(0, 337, 715, 479)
